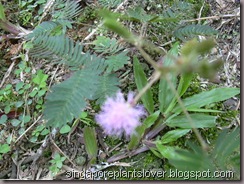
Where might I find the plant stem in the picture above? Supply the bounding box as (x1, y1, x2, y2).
(0, 20, 29, 35)
(137, 46, 160, 70)
(132, 71, 161, 105)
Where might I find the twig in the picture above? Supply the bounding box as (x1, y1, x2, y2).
(0, 61, 15, 89)
(108, 142, 123, 154)
(182, 14, 239, 23)
(49, 136, 77, 167)
(15, 115, 42, 143)
(38, 0, 55, 25)
(133, 71, 161, 105)
(198, 2, 205, 24)
(136, 47, 159, 70)
(107, 145, 149, 163)
(48, 63, 61, 89)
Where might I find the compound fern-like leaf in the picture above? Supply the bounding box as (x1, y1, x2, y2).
(174, 24, 218, 41)
(44, 69, 100, 128)
(92, 74, 120, 105)
(105, 51, 129, 73)
(51, 0, 81, 20)
(98, 0, 123, 8)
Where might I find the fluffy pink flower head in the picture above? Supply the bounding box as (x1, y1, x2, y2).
(96, 91, 146, 138)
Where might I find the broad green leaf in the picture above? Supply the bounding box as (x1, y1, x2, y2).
(177, 73, 194, 97)
(11, 119, 21, 126)
(4, 105, 11, 114)
(161, 129, 190, 144)
(168, 149, 213, 175)
(0, 115, 8, 125)
(60, 125, 71, 134)
(128, 111, 160, 150)
(155, 143, 184, 160)
(165, 73, 193, 114)
(0, 3, 6, 21)
(172, 88, 240, 114)
(212, 128, 240, 170)
(143, 110, 160, 128)
(159, 42, 179, 113)
(166, 114, 216, 128)
(15, 101, 24, 108)
(149, 147, 163, 159)
(83, 126, 98, 164)
(186, 108, 222, 113)
(19, 115, 31, 123)
(0, 144, 10, 154)
(15, 82, 24, 91)
(37, 89, 47, 97)
(127, 125, 145, 150)
(36, 125, 45, 132)
(80, 112, 88, 119)
(32, 70, 48, 88)
(133, 56, 154, 114)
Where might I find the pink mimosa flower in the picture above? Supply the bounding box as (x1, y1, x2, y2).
(95, 91, 146, 138)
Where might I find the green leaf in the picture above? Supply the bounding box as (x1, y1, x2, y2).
(15, 101, 24, 108)
(143, 110, 160, 128)
(60, 125, 71, 134)
(0, 115, 8, 125)
(186, 108, 222, 113)
(41, 128, 50, 135)
(174, 25, 218, 41)
(37, 89, 47, 97)
(79, 111, 87, 119)
(155, 144, 184, 160)
(0, 144, 10, 154)
(32, 70, 48, 88)
(15, 82, 24, 91)
(93, 36, 123, 54)
(105, 52, 129, 73)
(177, 73, 194, 98)
(172, 88, 240, 114)
(54, 153, 61, 160)
(127, 125, 145, 150)
(56, 160, 63, 168)
(165, 73, 194, 114)
(168, 149, 213, 176)
(19, 115, 31, 123)
(166, 114, 216, 129)
(133, 56, 154, 114)
(161, 129, 190, 144)
(98, 0, 123, 8)
(159, 42, 179, 113)
(128, 111, 160, 150)
(30, 136, 38, 143)
(83, 127, 98, 164)
(4, 105, 11, 114)
(11, 119, 21, 126)
(29, 90, 38, 97)
(212, 128, 240, 170)
(126, 6, 154, 22)
(44, 69, 99, 127)
(0, 3, 6, 21)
